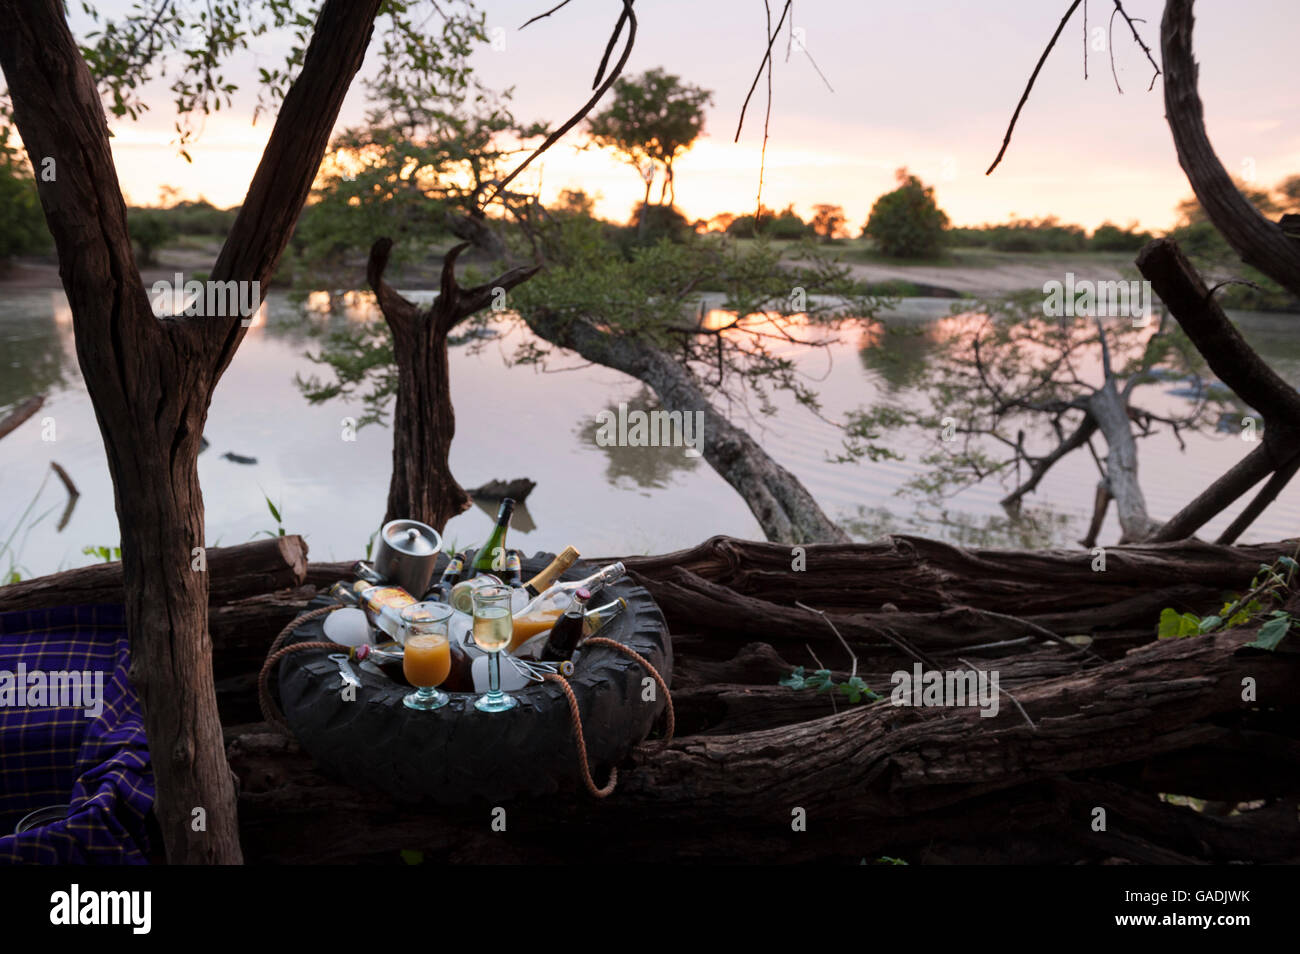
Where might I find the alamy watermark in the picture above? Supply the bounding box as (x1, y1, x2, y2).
(1043, 273, 1153, 325)
(0, 664, 104, 718)
(50, 884, 150, 934)
(890, 663, 1000, 718)
(150, 273, 260, 325)
(594, 403, 705, 458)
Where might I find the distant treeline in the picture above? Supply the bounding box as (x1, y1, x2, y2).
(947, 218, 1154, 253)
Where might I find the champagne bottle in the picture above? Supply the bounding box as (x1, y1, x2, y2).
(469, 498, 515, 577)
(540, 588, 592, 661)
(514, 561, 627, 621)
(522, 545, 580, 597)
(582, 596, 627, 637)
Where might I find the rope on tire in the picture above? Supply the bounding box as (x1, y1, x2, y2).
(544, 635, 675, 799)
(257, 605, 344, 730)
(259, 607, 675, 799)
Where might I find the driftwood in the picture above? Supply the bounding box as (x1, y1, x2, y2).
(206, 534, 1300, 864)
(49, 461, 79, 532)
(464, 477, 537, 502)
(0, 395, 44, 442)
(0, 535, 308, 613)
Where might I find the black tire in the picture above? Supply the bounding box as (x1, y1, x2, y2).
(278, 553, 672, 804)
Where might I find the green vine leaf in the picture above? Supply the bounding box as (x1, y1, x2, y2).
(1247, 615, 1293, 652)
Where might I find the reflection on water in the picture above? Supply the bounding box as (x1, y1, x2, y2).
(2, 289, 1299, 579)
(577, 388, 702, 491)
(0, 293, 69, 410)
(843, 503, 1077, 550)
(857, 323, 941, 394)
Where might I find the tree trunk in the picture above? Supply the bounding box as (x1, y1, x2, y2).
(186, 532, 1300, 862)
(1138, 238, 1300, 541)
(368, 239, 538, 531)
(525, 309, 850, 543)
(638, 173, 653, 239)
(1160, 0, 1300, 299)
(0, 0, 386, 862)
(1086, 380, 1160, 541)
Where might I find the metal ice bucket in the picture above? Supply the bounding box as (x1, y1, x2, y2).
(372, 518, 443, 597)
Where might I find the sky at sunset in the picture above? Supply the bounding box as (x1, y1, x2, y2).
(71, 0, 1300, 233)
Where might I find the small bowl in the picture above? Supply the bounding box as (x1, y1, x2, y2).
(15, 804, 67, 834)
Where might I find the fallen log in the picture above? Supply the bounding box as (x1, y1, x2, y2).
(227, 619, 1300, 863)
(606, 534, 1293, 615)
(210, 584, 320, 680)
(0, 535, 309, 613)
(636, 565, 1196, 661)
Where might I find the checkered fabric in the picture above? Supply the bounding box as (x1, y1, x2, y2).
(0, 604, 153, 864)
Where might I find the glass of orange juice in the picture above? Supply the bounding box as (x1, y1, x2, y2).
(400, 602, 454, 711)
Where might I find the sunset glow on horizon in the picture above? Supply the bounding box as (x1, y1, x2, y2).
(66, 0, 1299, 236)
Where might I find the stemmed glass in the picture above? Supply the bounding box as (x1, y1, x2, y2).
(400, 601, 455, 711)
(469, 584, 518, 712)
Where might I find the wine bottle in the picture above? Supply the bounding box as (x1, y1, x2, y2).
(514, 561, 627, 621)
(328, 581, 361, 606)
(522, 545, 580, 597)
(582, 596, 627, 637)
(469, 498, 515, 577)
(352, 580, 419, 640)
(502, 550, 524, 587)
(540, 588, 592, 661)
(429, 552, 465, 600)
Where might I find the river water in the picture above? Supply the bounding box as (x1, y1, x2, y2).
(2, 289, 1298, 579)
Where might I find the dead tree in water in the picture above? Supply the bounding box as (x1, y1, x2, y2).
(367, 239, 537, 532)
(972, 0, 1300, 545)
(1138, 0, 1300, 542)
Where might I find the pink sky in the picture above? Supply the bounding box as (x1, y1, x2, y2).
(79, 0, 1300, 232)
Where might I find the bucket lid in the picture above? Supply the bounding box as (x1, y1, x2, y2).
(380, 519, 442, 557)
(15, 804, 67, 834)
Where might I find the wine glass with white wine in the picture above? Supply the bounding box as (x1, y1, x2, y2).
(469, 583, 518, 712)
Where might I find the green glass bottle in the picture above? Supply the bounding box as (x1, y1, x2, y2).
(469, 498, 515, 578)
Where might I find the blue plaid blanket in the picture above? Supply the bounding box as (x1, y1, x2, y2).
(0, 604, 153, 864)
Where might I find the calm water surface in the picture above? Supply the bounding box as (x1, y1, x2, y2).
(2, 289, 1298, 579)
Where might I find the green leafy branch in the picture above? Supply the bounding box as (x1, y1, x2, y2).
(1157, 554, 1298, 651)
(779, 666, 879, 704)
(81, 544, 123, 563)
